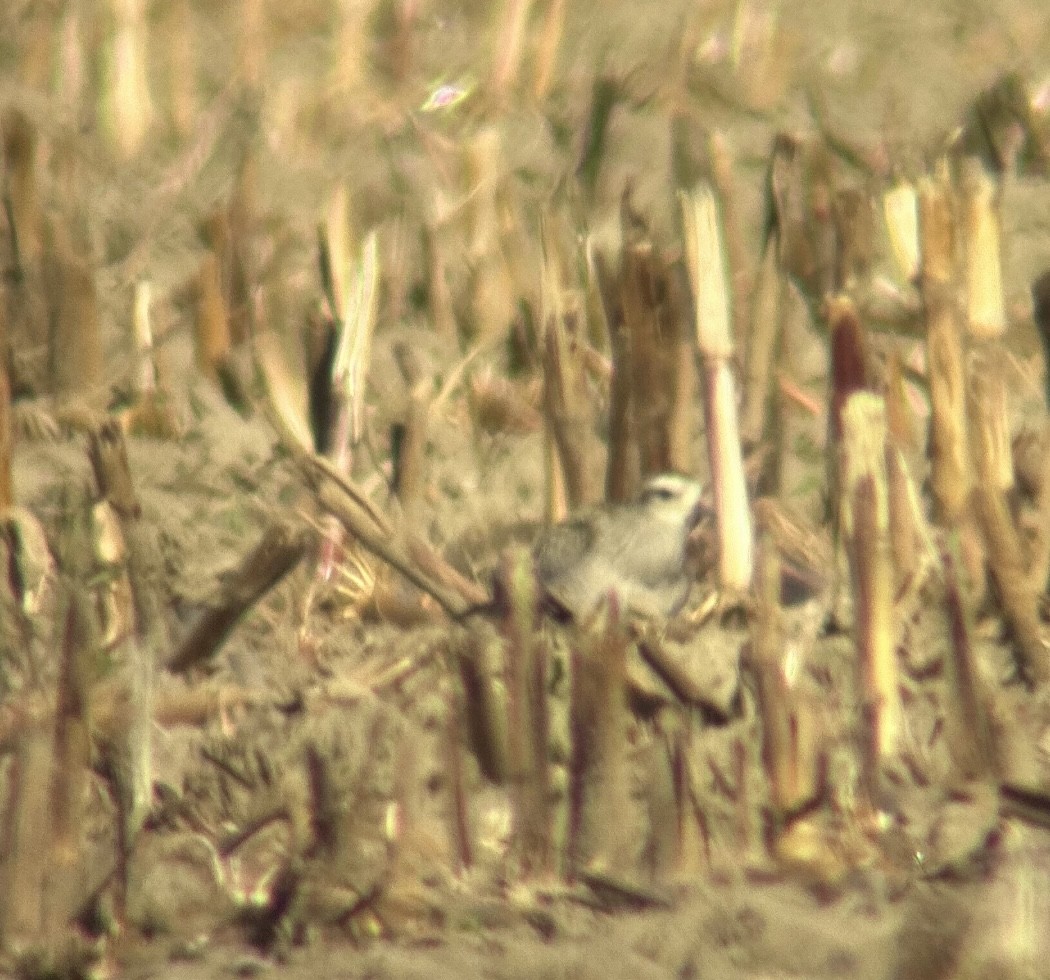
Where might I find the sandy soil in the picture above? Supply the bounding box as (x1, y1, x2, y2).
(4, 1, 1050, 977)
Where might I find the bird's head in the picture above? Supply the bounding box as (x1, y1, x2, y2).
(637, 473, 707, 530)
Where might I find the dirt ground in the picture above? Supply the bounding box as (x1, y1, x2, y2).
(5, 0, 1050, 977)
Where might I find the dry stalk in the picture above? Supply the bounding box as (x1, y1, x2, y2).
(591, 247, 639, 503)
(969, 367, 1050, 685)
(941, 542, 999, 781)
(883, 180, 920, 284)
(421, 220, 457, 338)
(102, 0, 155, 158)
(87, 420, 171, 850)
(44, 591, 94, 934)
(0, 727, 52, 947)
(193, 249, 233, 382)
(532, 0, 566, 100)
(300, 452, 489, 617)
(618, 196, 688, 477)
(540, 216, 597, 512)
(501, 547, 551, 877)
(157, 0, 196, 138)
(708, 132, 751, 345)
(2, 107, 44, 273)
(457, 627, 512, 784)
(882, 350, 925, 590)
(680, 183, 752, 592)
(227, 150, 258, 346)
(1033, 269, 1050, 413)
(18, 1, 59, 89)
(44, 228, 103, 405)
(255, 330, 315, 453)
(167, 522, 309, 673)
(237, 0, 265, 92)
(0, 303, 10, 511)
(840, 393, 901, 777)
(330, 0, 369, 93)
(489, 0, 535, 103)
(577, 75, 622, 200)
(315, 218, 379, 584)
(959, 159, 1006, 342)
(567, 604, 630, 877)
(445, 680, 474, 873)
(831, 187, 874, 292)
(390, 343, 430, 526)
(750, 535, 803, 823)
(740, 234, 784, 449)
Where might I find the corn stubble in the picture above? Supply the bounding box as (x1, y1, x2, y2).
(9, 1, 1050, 964)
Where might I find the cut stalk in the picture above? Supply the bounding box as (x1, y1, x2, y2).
(567, 605, 630, 876)
(501, 547, 551, 877)
(680, 184, 752, 592)
(840, 393, 901, 772)
(960, 159, 1006, 342)
(102, 0, 155, 158)
(969, 367, 1050, 684)
(883, 180, 920, 284)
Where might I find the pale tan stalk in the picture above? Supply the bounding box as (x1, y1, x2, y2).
(533, 0, 566, 100)
(960, 159, 1006, 341)
(680, 184, 752, 591)
(103, 0, 155, 158)
(970, 367, 1050, 684)
(840, 393, 901, 764)
(541, 216, 596, 511)
(708, 132, 751, 345)
(490, 0, 535, 102)
(740, 237, 782, 449)
(883, 181, 920, 283)
(919, 173, 971, 526)
(133, 280, 156, 396)
(160, 0, 195, 138)
(238, 0, 265, 91)
(331, 0, 368, 93)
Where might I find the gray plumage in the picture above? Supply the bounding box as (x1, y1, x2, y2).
(532, 473, 706, 621)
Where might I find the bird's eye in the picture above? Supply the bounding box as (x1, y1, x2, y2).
(647, 485, 677, 501)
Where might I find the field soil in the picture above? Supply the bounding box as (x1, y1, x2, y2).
(4, 1, 1050, 978)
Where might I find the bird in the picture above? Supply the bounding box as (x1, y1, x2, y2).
(532, 473, 707, 622)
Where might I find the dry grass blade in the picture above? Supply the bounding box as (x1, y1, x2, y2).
(300, 452, 488, 618)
